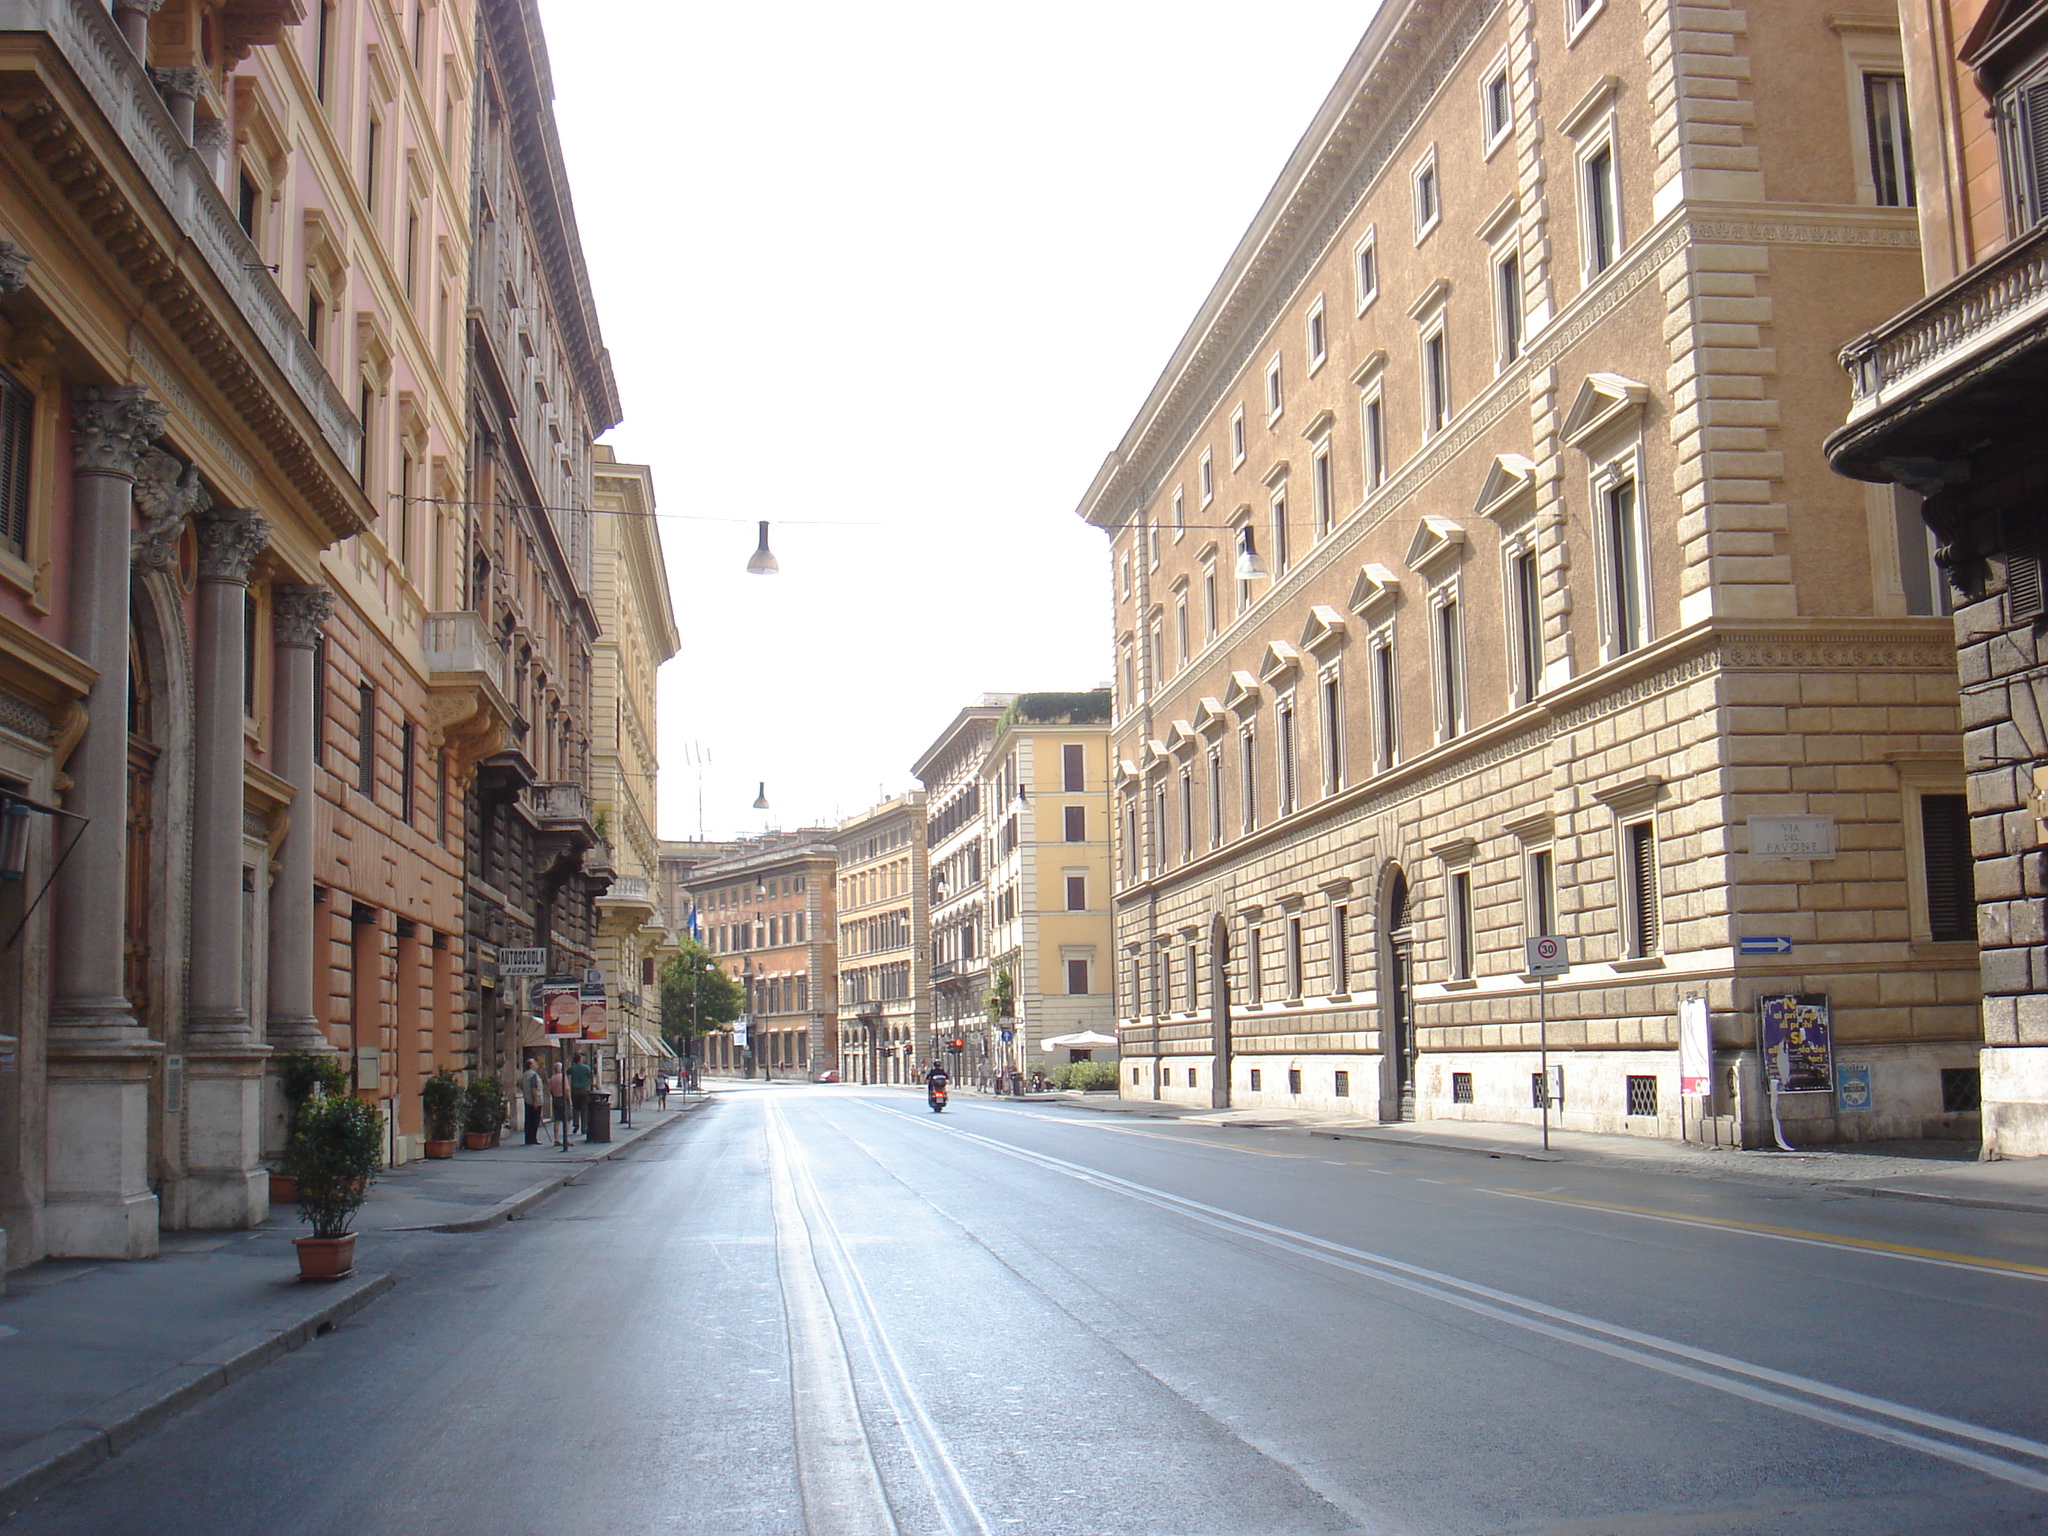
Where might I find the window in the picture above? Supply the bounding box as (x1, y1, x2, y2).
(1239, 727, 1258, 832)
(1199, 449, 1214, 505)
(1334, 1070, 1350, 1097)
(1064, 805, 1086, 842)
(357, 382, 374, 485)
(1269, 485, 1290, 577)
(1230, 406, 1246, 466)
(305, 283, 323, 349)
(1371, 633, 1398, 769)
(1354, 227, 1379, 311)
(1449, 871, 1473, 979)
(1942, 1067, 1982, 1113)
(1920, 794, 1975, 941)
(1894, 490, 1953, 617)
(1319, 669, 1343, 794)
(1265, 355, 1284, 422)
(1622, 820, 1660, 957)
(1172, 486, 1185, 533)
(1623, 1074, 1660, 1117)
(238, 172, 260, 239)
(1422, 328, 1450, 436)
(1603, 477, 1646, 655)
(1361, 392, 1386, 491)
(1526, 848, 1556, 940)
(363, 115, 380, 211)
(1863, 74, 1915, 207)
(1066, 959, 1089, 995)
(1287, 1067, 1301, 1095)
(1434, 596, 1465, 742)
(1066, 875, 1086, 911)
(314, 1, 333, 101)
(1276, 701, 1297, 816)
(1311, 446, 1333, 539)
(1246, 927, 1263, 1003)
(1062, 742, 1085, 792)
(0, 366, 33, 559)
(1202, 566, 1219, 637)
(356, 681, 377, 798)
(1413, 152, 1441, 238)
(1153, 780, 1168, 867)
(1207, 749, 1225, 848)
(1249, 1068, 1262, 1091)
(1452, 1071, 1474, 1103)
(399, 719, 416, 824)
(1175, 599, 1190, 667)
(1179, 769, 1194, 861)
(1584, 145, 1619, 273)
(1332, 906, 1351, 993)
(1484, 61, 1512, 146)
(1495, 248, 1523, 367)
(1568, 0, 1604, 34)
(1510, 547, 1542, 700)
(1185, 942, 1199, 1010)
(1123, 798, 1138, 878)
(1307, 299, 1327, 371)
(1285, 917, 1303, 998)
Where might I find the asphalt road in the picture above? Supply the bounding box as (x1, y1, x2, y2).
(9, 1083, 2048, 1536)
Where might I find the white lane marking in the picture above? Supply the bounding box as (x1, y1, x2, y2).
(871, 1103, 2048, 1496)
(771, 1101, 992, 1536)
(764, 1101, 899, 1535)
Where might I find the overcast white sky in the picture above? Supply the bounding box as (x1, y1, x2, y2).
(537, 1, 1379, 840)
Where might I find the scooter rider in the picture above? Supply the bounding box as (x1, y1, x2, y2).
(925, 1060, 950, 1111)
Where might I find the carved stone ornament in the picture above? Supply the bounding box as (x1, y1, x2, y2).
(131, 445, 208, 568)
(71, 384, 166, 478)
(194, 505, 271, 584)
(113, 0, 168, 15)
(271, 584, 335, 648)
(0, 241, 31, 297)
(148, 66, 209, 101)
(192, 117, 229, 158)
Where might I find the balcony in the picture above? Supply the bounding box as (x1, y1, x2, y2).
(598, 874, 658, 921)
(422, 612, 518, 772)
(1830, 220, 2048, 482)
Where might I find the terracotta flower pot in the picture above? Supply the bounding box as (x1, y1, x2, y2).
(463, 1131, 493, 1151)
(269, 1172, 297, 1204)
(294, 1233, 357, 1282)
(423, 1139, 456, 1159)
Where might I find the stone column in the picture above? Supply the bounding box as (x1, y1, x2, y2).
(147, 67, 203, 145)
(181, 507, 272, 1228)
(46, 384, 165, 1261)
(265, 585, 333, 1062)
(111, 0, 164, 60)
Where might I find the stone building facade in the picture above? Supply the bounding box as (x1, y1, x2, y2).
(913, 697, 1012, 1079)
(459, 0, 618, 1094)
(835, 793, 928, 1086)
(689, 832, 839, 1079)
(982, 693, 1115, 1082)
(1081, 0, 1979, 1144)
(1828, 0, 2048, 1156)
(588, 449, 679, 1088)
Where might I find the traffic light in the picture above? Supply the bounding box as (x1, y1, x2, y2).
(949, 1038, 965, 1050)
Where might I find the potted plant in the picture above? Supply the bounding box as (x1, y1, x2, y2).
(463, 1072, 507, 1150)
(271, 1052, 351, 1202)
(284, 1093, 383, 1281)
(421, 1067, 463, 1158)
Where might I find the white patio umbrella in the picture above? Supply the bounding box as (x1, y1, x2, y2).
(1039, 1031, 1119, 1052)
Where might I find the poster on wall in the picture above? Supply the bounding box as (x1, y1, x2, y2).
(541, 976, 581, 1037)
(580, 982, 608, 1042)
(1678, 997, 1712, 1097)
(1758, 993, 1833, 1093)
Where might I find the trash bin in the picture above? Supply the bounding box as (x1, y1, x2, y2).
(583, 1090, 611, 1143)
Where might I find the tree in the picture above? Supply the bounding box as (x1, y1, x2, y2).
(659, 938, 745, 1057)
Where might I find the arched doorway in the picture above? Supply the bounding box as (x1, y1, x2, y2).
(1380, 867, 1416, 1122)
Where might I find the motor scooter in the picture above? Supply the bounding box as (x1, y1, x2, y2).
(928, 1084, 948, 1113)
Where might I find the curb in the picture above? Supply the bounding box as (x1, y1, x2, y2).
(1822, 1181, 2048, 1218)
(1311, 1128, 1565, 1162)
(0, 1270, 394, 1518)
(418, 1094, 710, 1234)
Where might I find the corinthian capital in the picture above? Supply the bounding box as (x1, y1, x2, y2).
(148, 65, 208, 101)
(71, 384, 166, 478)
(113, 0, 167, 12)
(130, 444, 208, 568)
(194, 505, 270, 584)
(272, 584, 335, 648)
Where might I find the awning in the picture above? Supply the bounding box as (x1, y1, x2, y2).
(1040, 1030, 1118, 1051)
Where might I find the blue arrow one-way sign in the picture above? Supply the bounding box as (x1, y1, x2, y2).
(1738, 936, 1794, 955)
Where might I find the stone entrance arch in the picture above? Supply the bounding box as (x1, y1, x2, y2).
(1378, 865, 1415, 1122)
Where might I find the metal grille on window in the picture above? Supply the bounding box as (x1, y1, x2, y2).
(1626, 1074, 1658, 1117)
(0, 367, 31, 558)
(1452, 1071, 1474, 1104)
(1920, 793, 1976, 941)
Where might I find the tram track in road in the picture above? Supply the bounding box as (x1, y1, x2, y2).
(871, 1098, 2048, 1499)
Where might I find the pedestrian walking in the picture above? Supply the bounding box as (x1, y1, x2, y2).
(632, 1070, 646, 1105)
(567, 1051, 595, 1133)
(655, 1074, 670, 1109)
(549, 1061, 569, 1145)
(520, 1057, 546, 1145)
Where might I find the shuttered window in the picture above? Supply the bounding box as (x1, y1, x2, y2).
(2009, 537, 2044, 624)
(2006, 77, 2048, 230)
(1624, 821, 1659, 958)
(356, 682, 377, 798)
(1921, 794, 1976, 942)
(0, 367, 31, 558)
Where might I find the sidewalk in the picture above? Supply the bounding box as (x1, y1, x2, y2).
(0, 1092, 708, 1516)
(1038, 1091, 2048, 1215)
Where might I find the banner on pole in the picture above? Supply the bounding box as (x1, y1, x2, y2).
(1679, 997, 1712, 1097)
(541, 975, 581, 1036)
(580, 982, 608, 1042)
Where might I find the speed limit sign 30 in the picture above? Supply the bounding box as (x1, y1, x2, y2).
(1526, 935, 1567, 977)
